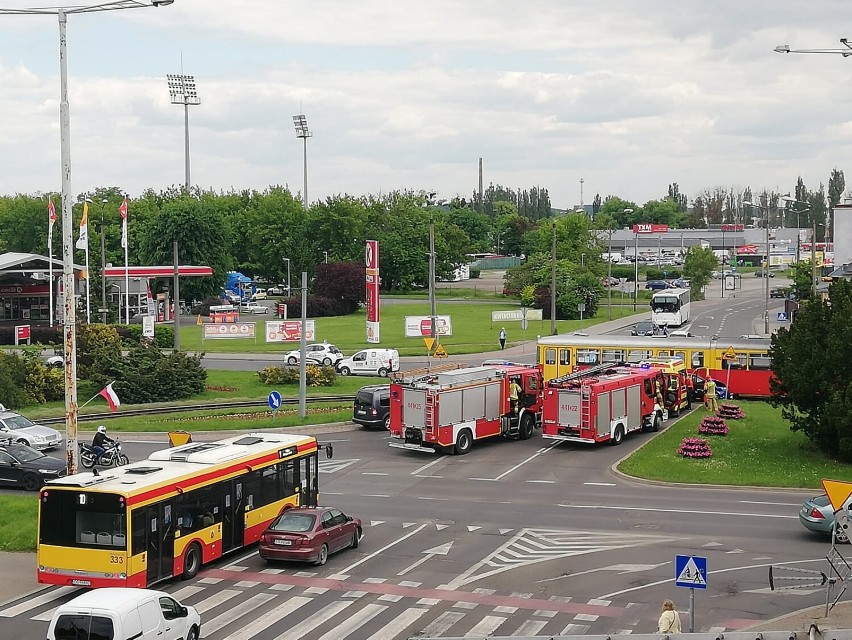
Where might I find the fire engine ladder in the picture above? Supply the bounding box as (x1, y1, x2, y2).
(549, 361, 622, 386)
(391, 362, 469, 384)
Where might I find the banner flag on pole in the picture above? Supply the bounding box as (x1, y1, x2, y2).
(119, 196, 128, 249)
(76, 201, 89, 250)
(48, 198, 57, 241)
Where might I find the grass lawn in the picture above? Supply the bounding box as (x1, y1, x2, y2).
(0, 495, 37, 552)
(618, 400, 852, 489)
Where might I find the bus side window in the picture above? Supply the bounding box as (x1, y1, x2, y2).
(691, 351, 704, 367)
(559, 349, 571, 366)
(545, 348, 556, 365)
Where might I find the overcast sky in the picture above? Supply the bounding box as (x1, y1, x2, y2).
(1, 0, 851, 210)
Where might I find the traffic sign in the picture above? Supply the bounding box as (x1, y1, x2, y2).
(822, 479, 852, 512)
(434, 344, 448, 358)
(776, 312, 788, 322)
(675, 554, 707, 589)
(520, 318, 529, 330)
(424, 337, 435, 352)
(268, 391, 282, 411)
(722, 347, 737, 361)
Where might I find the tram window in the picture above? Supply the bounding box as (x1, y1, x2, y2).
(627, 349, 651, 363)
(559, 349, 571, 366)
(673, 351, 686, 362)
(657, 350, 670, 357)
(602, 349, 624, 363)
(733, 354, 747, 369)
(545, 348, 556, 365)
(749, 353, 771, 370)
(577, 349, 600, 365)
(691, 351, 704, 367)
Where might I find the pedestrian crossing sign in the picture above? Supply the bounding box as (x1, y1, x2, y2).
(777, 312, 788, 322)
(675, 554, 707, 589)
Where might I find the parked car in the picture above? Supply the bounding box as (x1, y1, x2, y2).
(799, 494, 849, 542)
(267, 285, 288, 296)
(690, 373, 731, 401)
(710, 270, 722, 279)
(336, 349, 400, 377)
(631, 321, 659, 337)
(259, 506, 362, 565)
(0, 411, 62, 450)
(352, 384, 391, 429)
(754, 269, 775, 278)
(46, 355, 64, 368)
(283, 342, 344, 367)
(240, 302, 270, 314)
(601, 276, 620, 287)
(0, 441, 66, 490)
(645, 280, 671, 290)
(670, 278, 690, 288)
(251, 288, 267, 301)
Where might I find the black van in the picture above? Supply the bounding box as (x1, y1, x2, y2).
(353, 385, 390, 429)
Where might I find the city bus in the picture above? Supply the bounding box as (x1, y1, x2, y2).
(37, 432, 332, 588)
(650, 288, 690, 327)
(538, 333, 772, 398)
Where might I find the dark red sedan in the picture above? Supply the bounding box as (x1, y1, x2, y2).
(258, 507, 362, 566)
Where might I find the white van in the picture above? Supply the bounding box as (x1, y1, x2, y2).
(47, 588, 201, 640)
(336, 348, 400, 377)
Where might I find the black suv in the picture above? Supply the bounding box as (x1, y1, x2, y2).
(352, 385, 390, 429)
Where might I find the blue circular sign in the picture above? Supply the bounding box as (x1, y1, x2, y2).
(268, 391, 282, 410)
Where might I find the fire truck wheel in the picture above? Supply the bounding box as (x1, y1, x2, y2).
(652, 414, 662, 432)
(669, 405, 679, 418)
(519, 414, 535, 440)
(455, 429, 473, 455)
(610, 425, 625, 446)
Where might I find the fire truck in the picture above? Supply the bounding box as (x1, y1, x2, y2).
(640, 356, 693, 417)
(541, 362, 665, 445)
(388, 363, 543, 454)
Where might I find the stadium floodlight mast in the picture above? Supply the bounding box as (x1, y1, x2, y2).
(293, 114, 312, 208)
(167, 72, 201, 192)
(0, 0, 174, 474)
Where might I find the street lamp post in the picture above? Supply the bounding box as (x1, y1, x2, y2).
(0, 0, 174, 475)
(607, 225, 614, 320)
(743, 200, 770, 334)
(550, 221, 557, 335)
(100, 198, 108, 323)
(782, 196, 813, 296)
(167, 72, 200, 192)
(293, 114, 311, 208)
(283, 257, 291, 297)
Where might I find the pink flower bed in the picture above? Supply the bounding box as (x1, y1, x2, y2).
(698, 416, 729, 436)
(677, 437, 713, 458)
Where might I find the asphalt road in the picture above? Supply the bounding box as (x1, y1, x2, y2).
(2, 414, 831, 640)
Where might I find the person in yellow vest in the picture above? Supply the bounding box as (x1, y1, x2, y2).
(655, 379, 664, 407)
(667, 375, 679, 408)
(509, 377, 522, 415)
(705, 378, 719, 412)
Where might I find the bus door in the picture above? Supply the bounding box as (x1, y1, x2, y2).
(144, 499, 175, 584)
(300, 454, 319, 506)
(222, 479, 244, 553)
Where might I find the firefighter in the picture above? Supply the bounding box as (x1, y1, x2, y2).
(666, 375, 679, 408)
(509, 377, 522, 415)
(654, 378, 664, 407)
(705, 378, 719, 412)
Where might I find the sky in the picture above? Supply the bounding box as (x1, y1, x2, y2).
(1, 0, 852, 210)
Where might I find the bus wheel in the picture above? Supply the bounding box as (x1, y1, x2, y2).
(182, 543, 202, 581)
(610, 425, 625, 446)
(454, 429, 473, 455)
(519, 414, 534, 440)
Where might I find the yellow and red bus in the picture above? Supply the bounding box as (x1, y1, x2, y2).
(37, 432, 331, 588)
(538, 334, 773, 398)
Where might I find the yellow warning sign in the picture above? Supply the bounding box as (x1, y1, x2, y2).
(423, 337, 435, 352)
(196, 315, 203, 326)
(822, 479, 852, 512)
(434, 344, 448, 358)
(722, 347, 737, 361)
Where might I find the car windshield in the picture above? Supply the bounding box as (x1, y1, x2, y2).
(5, 444, 44, 462)
(3, 415, 34, 430)
(270, 513, 316, 533)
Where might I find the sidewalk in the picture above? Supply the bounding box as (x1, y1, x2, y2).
(0, 551, 40, 606)
(744, 599, 852, 632)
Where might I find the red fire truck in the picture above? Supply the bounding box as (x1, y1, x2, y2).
(388, 364, 543, 454)
(541, 362, 665, 445)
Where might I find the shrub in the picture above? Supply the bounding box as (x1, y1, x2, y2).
(77, 323, 123, 379)
(698, 416, 729, 436)
(610, 265, 635, 281)
(257, 365, 336, 387)
(0, 353, 28, 409)
(117, 324, 175, 349)
(469, 269, 481, 279)
(677, 437, 712, 458)
(646, 267, 682, 281)
(284, 296, 358, 318)
(99, 343, 207, 404)
(0, 325, 61, 346)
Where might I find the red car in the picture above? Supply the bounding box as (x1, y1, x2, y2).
(258, 507, 362, 566)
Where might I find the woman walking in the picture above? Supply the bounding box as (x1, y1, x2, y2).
(658, 599, 682, 634)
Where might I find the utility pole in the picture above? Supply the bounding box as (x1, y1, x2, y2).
(478, 157, 483, 214)
(429, 215, 438, 345)
(173, 240, 180, 351)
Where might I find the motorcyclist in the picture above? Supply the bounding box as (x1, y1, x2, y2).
(92, 425, 115, 460)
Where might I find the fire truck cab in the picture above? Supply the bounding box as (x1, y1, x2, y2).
(640, 356, 692, 417)
(388, 364, 543, 455)
(541, 363, 665, 445)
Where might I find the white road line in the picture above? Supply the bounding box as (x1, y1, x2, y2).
(739, 500, 802, 506)
(200, 592, 275, 638)
(192, 588, 243, 614)
(167, 585, 205, 601)
(0, 586, 76, 617)
(558, 504, 798, 519)
(125, 439, 168, 444)
(363, 494, 391, 498)
(412, 456, 447, 476)
(511, 619, 548, 636)
(420, 610, 466, 636)
(470, 477, 498, 482)
(418, 496, 450, 500)
(365, 607, 429, 640)
(493, 442, 561, 481)
(338, 523, 429, 574)
(221, 549, 257, 569)
(362, 472, 389, 476)
(397, 554, 432, 576)
(316, 603, 387, 640)
(273, 600, 354, 640)
(225, 596, 313, 640)
(527, 480, 556, 484)
(583, 482, 616, 486)
(465, 615, 508, 637)
(415, 474, 444, 478)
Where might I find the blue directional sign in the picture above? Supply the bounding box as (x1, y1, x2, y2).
(268, 390, 282, 411)
(676, 554, 707, 589)
(777, 312, 788, 322)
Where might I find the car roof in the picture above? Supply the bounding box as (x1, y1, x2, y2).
(58, 587, 167, 610)
(280, 506, 334, 515)
(358, 384, 390, 393)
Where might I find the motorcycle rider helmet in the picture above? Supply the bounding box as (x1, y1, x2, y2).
(97, 425, 107, 433)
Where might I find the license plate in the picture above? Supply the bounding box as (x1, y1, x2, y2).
(357, 409, 366, 414)
(274, 539, 292, 546)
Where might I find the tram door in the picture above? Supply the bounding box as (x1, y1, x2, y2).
(143, 499, 175, 584)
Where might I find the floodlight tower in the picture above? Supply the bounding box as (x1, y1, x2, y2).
(293, 114, 312, 208)
(167, 73, 201, 192)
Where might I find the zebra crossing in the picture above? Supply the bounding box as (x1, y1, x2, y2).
(1, 577, 654, 640)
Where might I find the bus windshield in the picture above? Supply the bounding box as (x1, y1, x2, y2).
(39, 490, 126, 550)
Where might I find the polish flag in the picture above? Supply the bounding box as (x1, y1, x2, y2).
(98, 383, 121, 412)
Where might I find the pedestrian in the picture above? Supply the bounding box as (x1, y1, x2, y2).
(662, 324, 669, 337)
(499, 327, 507, 350)
(658, 599, 682, 634)
(705, 378, 719, 413)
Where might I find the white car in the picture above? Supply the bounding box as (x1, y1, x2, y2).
(240, 303, 270, 314)
(251, 288, 267, 301)
(0, 411, 62, 450)
(284, 343, 344, 367)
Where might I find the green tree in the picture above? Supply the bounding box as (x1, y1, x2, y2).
(788, 259, 815, 301)
(681, 246, 718, 301)
(828, 168, 845, 242)
(770, 280, 852, 461)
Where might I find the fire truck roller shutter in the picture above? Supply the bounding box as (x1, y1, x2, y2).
(403, 389, 427, 428)
(461, 386, 487, 423)
(442, 389, 464, 425)
(558, 389, 581, 427)
(627, 384, 641, 428)
(609, 387, 629, 437)
(596, 391, 611, 440)
(484, 382, 501, 421)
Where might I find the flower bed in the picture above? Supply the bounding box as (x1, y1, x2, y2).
(698, 416, 729, 436)
(677, 437, 713, 458)
(718, 403, 745, 419)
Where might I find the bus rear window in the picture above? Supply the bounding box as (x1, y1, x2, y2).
(39, 491, 126, 549)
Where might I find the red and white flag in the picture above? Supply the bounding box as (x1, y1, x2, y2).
(119, 196, 128, 248)
(98, 383, 121, 412)
(48, 199, 57, 241)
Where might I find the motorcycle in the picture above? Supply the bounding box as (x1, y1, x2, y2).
(80, 439, 128, 468)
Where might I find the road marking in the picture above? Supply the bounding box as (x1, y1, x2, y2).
(125, 439, 168, 444)
(739, 500, 802, 506)
(470, 477, 498, 482)
(420, 610, 465, 636)
(364, 608, 429, 640)
(493, 443, 561, 481)
(415, 474, 444, 478)
(398, 541, 455, 576)
(221, 549, 258, 569)
(527, 480, 556, 484)
(418, 496, 449, 500)
(226, 596, 313, 640)
(0, 587, 76, 618)
(272, 600, 354, 640)
(200, 592, 275, 638)
(193, 588, 244, 614)
(466, 615, 508, 636)
(412, 456, 446, 475)
(583, 482, 616, 486)
(316, 603, 387, 640)
(558, 504, 798, 518)
(362, 494, 390, 498)
(338, 523, 429, 574)
(513, 620, 548, 635)
(362, 472, 389, 476)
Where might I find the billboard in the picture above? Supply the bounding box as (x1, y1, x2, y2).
(265, 320, 316, 343)
(203, 322, 256, 340)
(632, 223, 669, 234)
(404, 315, 452, 337)
(366, 240, 380, 343)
